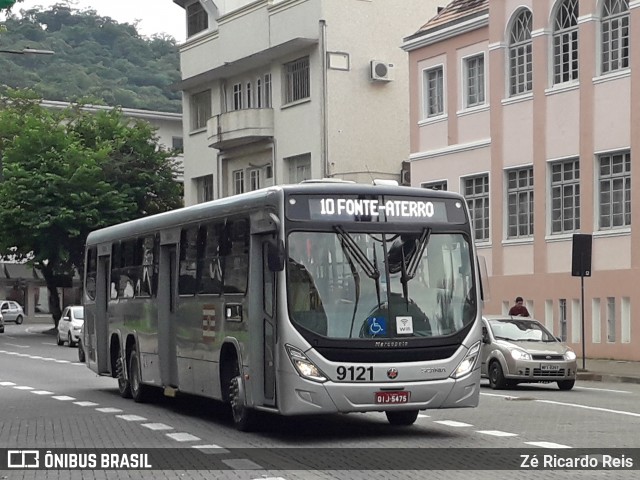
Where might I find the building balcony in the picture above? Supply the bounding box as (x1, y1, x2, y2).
(207, 108, 274, 149)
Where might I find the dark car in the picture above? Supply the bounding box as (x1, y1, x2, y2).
(480, 315, 577, 390)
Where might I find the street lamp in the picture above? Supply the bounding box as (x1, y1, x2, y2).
(0, 47, 55, 55)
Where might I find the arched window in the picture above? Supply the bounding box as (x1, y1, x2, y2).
(553, 0, 579, 85)
(509, 9, 533, 96)
(601, 0, 629, 74)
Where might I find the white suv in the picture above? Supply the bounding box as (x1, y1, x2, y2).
(0, 300, 24, 324)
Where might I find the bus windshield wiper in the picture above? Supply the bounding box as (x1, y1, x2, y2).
(399, 228, 431, 310)
(335, 226, 381, 309)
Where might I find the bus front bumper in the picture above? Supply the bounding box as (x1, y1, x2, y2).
(277, 369, 480, 416)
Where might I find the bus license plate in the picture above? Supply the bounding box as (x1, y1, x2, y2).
(375, 391, 410, 404)
(541, 364, 560, 371)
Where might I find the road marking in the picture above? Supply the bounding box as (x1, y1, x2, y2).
(0, 381, 16, 386)
(575, 386, 631, 394)
(433, 420, 473, 427)
(116, 415, 147, 422)
(52, 395, 76, 401)
(3, 343, 29, 349)
(31, 390, 54, 395)
(222, 459, 263, 470)
(537, 399, 640, 418)
(75, 401, 99, 407)
(142, 423, 173, 431)
(525, 441, 571, 449)
(192, 445, 229, 454)
(418, 414, 430, 418)
(477, 430, 518, 437)
(96, 407, 123, 413)
(14, 386, 34, 390)
(166, 432, 201, 442)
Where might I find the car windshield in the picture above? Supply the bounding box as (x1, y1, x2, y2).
(72, 307, 85, 320)
(488, 319, 556, 342)
(286, 230, 476, 339)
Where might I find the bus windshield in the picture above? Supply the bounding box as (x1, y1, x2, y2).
(286, 229, 476, 339)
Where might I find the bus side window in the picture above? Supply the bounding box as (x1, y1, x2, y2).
(179, 226, 198, 295)
(222, 219, 249, 294)
(198, 223, 223, 295)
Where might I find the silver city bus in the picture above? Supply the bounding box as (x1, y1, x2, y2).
(83, 181, 485, 430)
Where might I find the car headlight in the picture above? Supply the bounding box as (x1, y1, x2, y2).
(565, 350, 577, 361)
(286, 345, 327, 383)
(451, 341, 481, 379)
(510, 349, 531, 361)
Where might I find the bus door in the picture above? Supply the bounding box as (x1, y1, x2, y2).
(94, 245, 111, 374)
(261, 237, 277, 406)
(158, 230, 179, 389)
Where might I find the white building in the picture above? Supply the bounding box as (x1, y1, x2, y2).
(172, 0, 441, 205)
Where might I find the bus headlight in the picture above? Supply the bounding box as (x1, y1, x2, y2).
(451, 341, 480, 379)
(286, 345, 327, 383)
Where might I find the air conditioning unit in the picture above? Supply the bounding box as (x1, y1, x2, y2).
(370, 60, 394, 81)
(400, 161, 411, 186)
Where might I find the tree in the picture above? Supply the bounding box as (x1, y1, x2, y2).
(0, 89, 182, 326)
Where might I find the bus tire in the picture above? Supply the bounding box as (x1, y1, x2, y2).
(129, 346, 150, 403)
(385, 410, 419, 426)
(116, 354, 132, 399)
(229, 374, 257, 432)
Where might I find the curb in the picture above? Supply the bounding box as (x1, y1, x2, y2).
(577, 372, 640, 384)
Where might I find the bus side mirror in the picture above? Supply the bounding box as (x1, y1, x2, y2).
(267, 239, 285, 272)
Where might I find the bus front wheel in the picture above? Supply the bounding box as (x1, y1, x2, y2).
(229, 374, 257, 432)
(385, 410, 419, 426)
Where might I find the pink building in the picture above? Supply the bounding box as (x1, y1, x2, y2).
(404, 0, 640, 361)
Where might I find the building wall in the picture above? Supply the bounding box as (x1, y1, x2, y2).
(407, 0, 640, 360)
(177, 0, 441, 203)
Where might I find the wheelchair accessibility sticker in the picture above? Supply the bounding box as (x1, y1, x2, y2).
(366, 317, 387, 336)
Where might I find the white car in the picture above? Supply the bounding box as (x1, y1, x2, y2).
(57, 306, 85, 347)
(0, 300, 24, 324)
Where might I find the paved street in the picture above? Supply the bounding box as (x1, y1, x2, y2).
(1, 323, 639, 480)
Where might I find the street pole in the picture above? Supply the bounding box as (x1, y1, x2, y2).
(580, 259, 586, 371)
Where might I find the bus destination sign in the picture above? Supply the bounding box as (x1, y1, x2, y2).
(287, 195, 466, 223)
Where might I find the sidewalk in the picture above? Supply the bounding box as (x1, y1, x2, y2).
(577, 358, 640, 384)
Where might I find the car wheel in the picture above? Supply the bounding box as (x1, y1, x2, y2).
(116, 354, 132, 399)
(78, 344, 85, 363)
(385, 410, 419, 426)
(67, 332, 76, 348)
(129, 346, 150, 403)
(488, 361, 507, 389)
(56, 331, 64, 346)
(557, 379, 575, 391)
(0, 326, 4, 334)
(15, 315, 23, 325)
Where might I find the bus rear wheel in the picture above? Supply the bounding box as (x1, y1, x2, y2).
(129, 347, 150, 403)
(229, 374, 257, 432)
(385, 410, 419, 426)
(116, 354, 132, 399)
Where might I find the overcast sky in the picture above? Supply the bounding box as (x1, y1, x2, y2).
(11, 0, 186, 42)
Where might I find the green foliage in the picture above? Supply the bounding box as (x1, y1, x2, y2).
(0, 90, 183, 321)
(0, 3, 181, 112)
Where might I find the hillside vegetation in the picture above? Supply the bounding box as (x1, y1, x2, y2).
(0, 3, 182, 112)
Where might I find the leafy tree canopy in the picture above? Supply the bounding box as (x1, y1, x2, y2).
(0, 3, 181, 112)
(0, 89, 183, 325)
